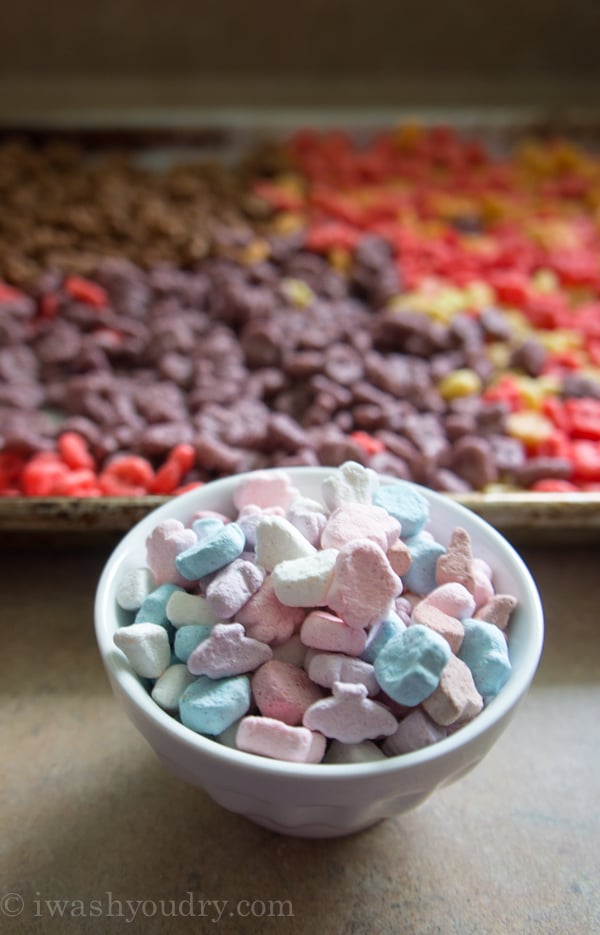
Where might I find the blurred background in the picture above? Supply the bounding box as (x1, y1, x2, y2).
(1, 0, 600, 121)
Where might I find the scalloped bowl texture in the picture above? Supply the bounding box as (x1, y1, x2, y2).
(95, 467, 544, 838)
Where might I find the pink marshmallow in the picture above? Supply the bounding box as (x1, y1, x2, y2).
(233, 470, 298, 511)
(187, 622, 272, 678)
(419, 582, 476, 620)
(410, 602, 465, 654)
(474, 594, 518, 631)
(435, 527, 476, 593)
(387, 539, 412, 577)
(300, 610, 368, 656)
(252, 660, 325, 725)
(326, 539, 402, 629)
(320, 502, 400, 552)
(303, 682, 398, 743)
(236, 715, 326, 763)
(237, 576, 304, 645)
(145, 519, 197, 588)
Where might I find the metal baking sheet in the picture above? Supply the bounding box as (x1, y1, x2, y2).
(3, 111, 600, 545)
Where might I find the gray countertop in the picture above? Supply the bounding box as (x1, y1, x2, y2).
(2, 542, 599, 934)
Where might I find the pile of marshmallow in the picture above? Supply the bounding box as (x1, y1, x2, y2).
(114, 463, 515, 765)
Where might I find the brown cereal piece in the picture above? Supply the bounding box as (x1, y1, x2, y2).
(422, 655, 483, 726)
(436, 527, 476, 593)
(474, 594, 518, 631)
(450, 435, 498, 488)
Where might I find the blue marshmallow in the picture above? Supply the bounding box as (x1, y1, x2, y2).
(402, 534, 446, 595)
(373, 481, 429, 538)
(458, 619, 512, 702)
(192, 516, 225, 540)
(173, 624, 213, 663)
(179, 674, 251, 735)
(175, 522, 245, 581)
(374, 624, 451, 706)
(361, 610, 407, 664)
(135, 584, 184, 627)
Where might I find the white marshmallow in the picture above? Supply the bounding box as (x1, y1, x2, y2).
(116, 567, 156, 611)
(255, 515, 317, 572)
(113, 623, 171, 679)
(151, 664, 195, 711)
(321, 460, 379, 511)
(166, 591, 219, 628)
(271, 549, 338, 607)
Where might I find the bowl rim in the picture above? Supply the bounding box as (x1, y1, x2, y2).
(95, 467, 545, 780)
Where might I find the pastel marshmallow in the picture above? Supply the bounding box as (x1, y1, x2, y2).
(326, 539, 402, 629)
(374, 624, 451, 706)
(254, 515, 317, 571)
(166, 591, 219, 628)
(187, 622, 272, 678)
(151, 663, 196, 711)
(321, 460, 379, 510)
(233, 470, 299, 510)
(419, 582, 476, 620)
(303, 682, 397, 744)
(382, 708, 447, 756)
(422, 654, 483, 725)
(373, 480, 429, 538)
(179, 674, 251, 735)
(116, 566, 156, 611)
(458, 619, 512, 702)
(205, 557, 266, 619)
(237, 576, 304, 645)
(113, 622, 171, 679)
(146, 519, 197, 588)
(320, 502, 401, 552)
(175, 522, 245, 581)
(173, 624, 213, 663)
(300, 610, 368, 656)
(386, 539, 412, 577)
(361, 611, 407, 664)
(411, 602, 465, 654)
(236, 715, 326, 763)
(271, 548, 338, 607)
(402, 533, 446, 595)
(474, 594, 518, 630)
(308, 652, 379, 696)
(236, 503, 286, 549)
(286, 497, 328, 547)
(435, 527, 476, 593)
(135, 584, 184, 627)
(252, 660, 325, 725)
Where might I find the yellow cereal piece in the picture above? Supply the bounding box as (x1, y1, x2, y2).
(506, 410, 554, 446)
(486, 342, 513, 370)
(513, 375, 560, 409)
(438, 369, 483, 400)
(239, 238, 271, 266)
(274, 172, 305, 197)
(532, 269, 559, 292)
(329, 247, 351, 273)
(393, 122, 423, 148)
(280, 278, 315, 308)
(503, 310, 533, 339)
(534, 329, 583, 354)
(272, 212, 305, 235)
(464, 280, 494, 308)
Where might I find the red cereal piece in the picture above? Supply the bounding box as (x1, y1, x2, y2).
(52, 469, 102, 497)
(564, 398, 600, 441)
(170, 443, 196, 473)
(350, 431, 385, 456)
(305, 222, 361, 253)
(99, 455, 155, 494)
(531, 478, 579, 492)
(21, 453, 69, 496)
(64, 276, 108, 308)
(150, 460, 182, 495)
(58, 432, 96, 470)
(0, 282, 27, 303)
(570, 440, 600, 482)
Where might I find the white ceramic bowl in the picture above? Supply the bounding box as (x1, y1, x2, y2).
(95, 467, 544, 838)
